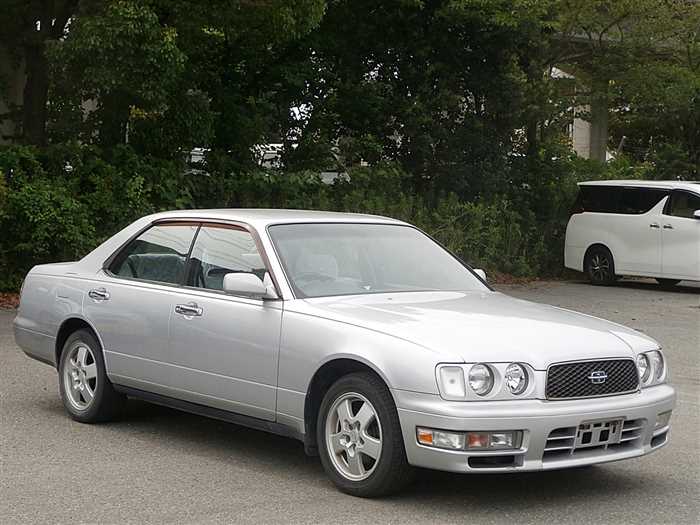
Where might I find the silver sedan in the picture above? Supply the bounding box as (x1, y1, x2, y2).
(14, 209, 676, 497)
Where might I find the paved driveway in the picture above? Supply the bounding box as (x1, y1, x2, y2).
(1, 280, 698, 524)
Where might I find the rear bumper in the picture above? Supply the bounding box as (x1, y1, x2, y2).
(394, 385, 675, 473)
(564, 244, 585, 272)
(13, 322, 56, 367)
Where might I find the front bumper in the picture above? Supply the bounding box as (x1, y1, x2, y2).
(394, 384, 675, 473)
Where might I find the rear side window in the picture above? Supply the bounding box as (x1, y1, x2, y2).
(109, 223, 199, 285)
(665, 191, 700, 219)
(186, 225, 268, 291)
(573, 186, 667, 215)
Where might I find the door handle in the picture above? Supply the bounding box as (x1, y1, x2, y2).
(88, 288, 110, 301)
(175, 302, 203, 317)
(649, 223, 660, 229)
(663, 224, 674, 230)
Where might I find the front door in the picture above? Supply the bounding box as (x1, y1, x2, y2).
(661, 190, 700, 279)
(167, 223, 282, 421)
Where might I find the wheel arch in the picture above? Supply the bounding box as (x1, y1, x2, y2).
(55, 316, 104, 369)
(303, 357, 390, 456)
(584, 242, 614, 265)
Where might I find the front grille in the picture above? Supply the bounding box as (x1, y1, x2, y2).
(542, 419, 645, 462)
(546, 359, 638, 399)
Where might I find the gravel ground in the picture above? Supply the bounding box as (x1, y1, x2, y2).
(1, 279, 698, 524)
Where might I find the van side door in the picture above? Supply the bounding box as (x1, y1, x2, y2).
(661, 190, 700, 279)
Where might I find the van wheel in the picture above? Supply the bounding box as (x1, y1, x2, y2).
(317, 372, 414, 497)
(58, 329, 125, 423)
(656, 278, 681, 287)
(585, 246, 616, 286)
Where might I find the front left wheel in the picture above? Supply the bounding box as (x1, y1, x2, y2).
(58, 329, 125, 423)
(317, 372, 414, 497)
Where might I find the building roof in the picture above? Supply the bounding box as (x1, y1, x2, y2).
(578, 180, 699, 192)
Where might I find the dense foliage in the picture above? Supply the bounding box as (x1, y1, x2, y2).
(1, 1, 698, 290)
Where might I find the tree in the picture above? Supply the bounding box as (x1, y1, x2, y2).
(48, 0, 326, 162)
(0, 0, 78, 145)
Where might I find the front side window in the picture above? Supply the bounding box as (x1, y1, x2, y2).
(268, 223, 488, 298)
(665, 191, 700, 219)
(109, 223, 198, 285)
(186, 225, 267, 291)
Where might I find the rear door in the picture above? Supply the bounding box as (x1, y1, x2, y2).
(611, 187, 667, 275)
(166, 223, 283, 421)
(661, 190, 700, 279)
(84, 222, 199, 388)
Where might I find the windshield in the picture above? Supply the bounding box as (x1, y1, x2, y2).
(268, 223, 488, 298)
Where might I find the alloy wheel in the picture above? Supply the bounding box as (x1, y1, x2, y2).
(590, 253, 611, 282)
(62, 342, 98, 411)
(325, 392, 382, 481)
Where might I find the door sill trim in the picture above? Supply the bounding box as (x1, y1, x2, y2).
(113, 384, 304, 443)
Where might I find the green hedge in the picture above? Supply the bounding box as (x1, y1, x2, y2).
(1, 143, 612, 291)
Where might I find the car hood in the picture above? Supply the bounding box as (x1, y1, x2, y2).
(296, 291, 659, 369)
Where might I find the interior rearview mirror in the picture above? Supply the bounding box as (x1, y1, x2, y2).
(223, 273, 278, 300)
(474, 268, 487, 281)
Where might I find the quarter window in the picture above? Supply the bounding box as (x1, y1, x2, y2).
(109, 223, 198, 284)
(574, 186, 667, 214)
(665, 191, 700, 219)
(186, 225, 268, 291)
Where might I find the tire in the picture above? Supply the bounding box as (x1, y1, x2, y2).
(317, 372, 414, 497)
(656, 278, 681, 287)
(584, 246, 616, 286)
(58, 329, 125, 423)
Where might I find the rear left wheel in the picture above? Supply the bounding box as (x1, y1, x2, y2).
(58, 329, 125, 423)
(584, 246, 616, 286)
(317, 372, 414, 497)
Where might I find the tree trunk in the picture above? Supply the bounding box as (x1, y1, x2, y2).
(21, 43, 49, 146)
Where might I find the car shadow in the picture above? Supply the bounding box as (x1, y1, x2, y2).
(571, 278, 700, 294)
(105, 399, 668, 508)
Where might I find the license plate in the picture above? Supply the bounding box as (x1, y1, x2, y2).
(575, 419, 623, 449)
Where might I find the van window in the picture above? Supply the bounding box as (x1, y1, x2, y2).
(618, 188, 668, 214)
(573, 186, 667, 215)
(665, 191, 700, 219)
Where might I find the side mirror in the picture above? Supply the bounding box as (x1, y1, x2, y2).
(474, 268, 487, 282)
(223, 273, 278, 300)
(694, 210, 700, 220)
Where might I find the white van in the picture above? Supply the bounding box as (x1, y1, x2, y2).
(565, 180, 700, 286)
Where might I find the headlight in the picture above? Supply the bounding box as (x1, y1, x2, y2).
(504, 363, 528, 395)
(636, 353, 651, 383)
(468, 364, 494, 396)
(649, 350, 664, 380)
(437, 366, 466, 399)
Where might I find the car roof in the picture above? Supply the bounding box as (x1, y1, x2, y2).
(145, 208, 406, 228)
(578, 180, 699, 192)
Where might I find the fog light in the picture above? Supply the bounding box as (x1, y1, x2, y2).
(466, 431, 520, 450)
(416, 428, 465, 450)
(655, 411, 672, 430)
(489, 432, 515, 448)
(417, 428, 522, 450)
